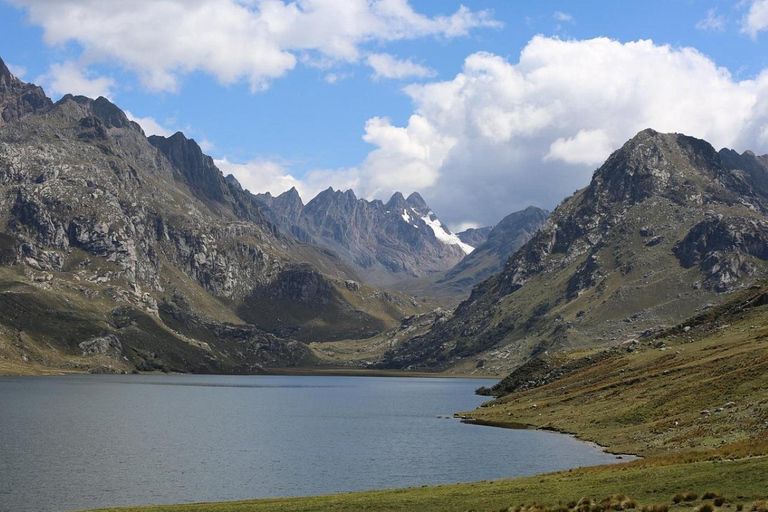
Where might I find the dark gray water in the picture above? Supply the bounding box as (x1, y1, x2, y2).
(0, 375, 622, 512)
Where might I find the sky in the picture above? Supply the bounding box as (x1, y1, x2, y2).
(2, 0, 768, 230)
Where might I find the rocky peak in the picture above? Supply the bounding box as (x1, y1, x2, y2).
(0, 55, 52, 125)
(385, 191, 408, 211)
(405, 192, 430, 214)
(149, 131, 230, 203)
(588, 129, 725, 206)
(305, 187, 358, 214)
(0, 57, 11, 85)
(457, 226, 492, 247)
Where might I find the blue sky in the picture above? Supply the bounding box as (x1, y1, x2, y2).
(2, 0, 768, 228)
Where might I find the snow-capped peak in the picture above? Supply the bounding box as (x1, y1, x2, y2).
(420, 212, 474, 255)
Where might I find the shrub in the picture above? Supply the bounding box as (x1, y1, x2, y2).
(696, 504, 714, 512)
(685, 493, 700, 502)
(736, 505, 743, 512)
(673, 494, 686, 504)
(704, 493, 723, 500)
(642, 505, 669, 512)
(714, 498, 726, 507)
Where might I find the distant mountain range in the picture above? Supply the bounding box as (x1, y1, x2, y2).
(250, 186, 475, 286)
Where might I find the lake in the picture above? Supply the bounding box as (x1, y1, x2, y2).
(0, 374, 623, 512)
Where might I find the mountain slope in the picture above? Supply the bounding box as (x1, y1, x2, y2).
(438, 206, 549, 291)
(388, 206, 549, 305)
(379, 129, 768, 374)
(468, 278, 768, 456)
(251, 188, 471, 286)
(0, 65, 428, 374)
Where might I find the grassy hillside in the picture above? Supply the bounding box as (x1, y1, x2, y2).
(465, 282, 768, 457)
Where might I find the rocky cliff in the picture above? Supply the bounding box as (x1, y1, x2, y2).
(378, 129, 768, 374)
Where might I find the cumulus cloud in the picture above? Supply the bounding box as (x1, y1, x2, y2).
(366, 53, 435, 79)
(124, 111, 174, 137)
(215, 158, 306, 197)
(696, 8, 726, 32)
(35, 61, 114, 99)
(544, 129, 613, 166)
(253, 36, 768, 228)
(9, 0, 498, 92)
(743, 0, 768, 39)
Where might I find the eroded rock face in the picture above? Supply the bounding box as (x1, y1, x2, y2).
(379, 130, 768, 373)
(674, 215, 768, 292)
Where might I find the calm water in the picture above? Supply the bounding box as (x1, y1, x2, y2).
(0, 375, 623, 512)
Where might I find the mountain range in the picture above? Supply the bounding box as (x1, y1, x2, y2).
(252, 187, 474, 286)
(2, 53, 768, 381)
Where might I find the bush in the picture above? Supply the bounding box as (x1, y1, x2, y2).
(641, 505, 669, 512)
(695, 504, 714, 512)
(684, 493, 700, 502)
(703, 493, 723, 500)
(673, 494, 685, 504)
(714, 498, 726, 507)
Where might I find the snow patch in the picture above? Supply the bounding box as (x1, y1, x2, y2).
(401, 209, 412, 223)
(420, 215, 474, 254)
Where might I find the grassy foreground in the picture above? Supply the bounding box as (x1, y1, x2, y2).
(85, 453, 768, 512)
(83, 284, 768, 512)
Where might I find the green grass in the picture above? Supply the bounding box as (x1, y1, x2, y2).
(83, 456, 768, 512)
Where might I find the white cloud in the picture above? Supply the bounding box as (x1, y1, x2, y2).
(743, 0, 768, 38)
(216, 158, 301, 196)
(544, 129, 613, 166)
(124, 110, 174, 137)
(366, 53, 435, 80)
(261, 36, 768, 228)
(35, 61, 114, 99)
(553, 11, 573, 23)
(199, 139, 216, 152)
(696, 8, 726, 32)
(9, 0, 498, 92)
(6, 63, 27, 78)
(324, 72, 353, 84)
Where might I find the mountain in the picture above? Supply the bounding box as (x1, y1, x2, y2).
(251, 188, 473, 286)
(378, 129, 768, 374)
(0, 64, 429, 375)
(457, 226, 493, 247)
(0, 57, 51, 125)
(438, 206, 549, 290)
(719, 148, 768, 199)
(389, 206, 549, 305)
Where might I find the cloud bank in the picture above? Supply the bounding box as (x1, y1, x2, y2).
(10, 0, 498, 92)
(230, 36, 768, 229)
